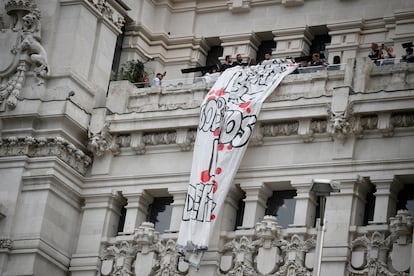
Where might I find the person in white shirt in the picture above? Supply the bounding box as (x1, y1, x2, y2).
(151, 72, 166, 86)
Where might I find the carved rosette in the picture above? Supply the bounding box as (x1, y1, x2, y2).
(0, 136, 92, 174)
(0, 238, 13, 249)
(0, 0, 49, 111)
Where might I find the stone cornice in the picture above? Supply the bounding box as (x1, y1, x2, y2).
(0, 136, 92, 174)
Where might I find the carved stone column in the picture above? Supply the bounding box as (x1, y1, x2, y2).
(122, 191, 152, 234)
(70, 192, 126, 276)
(239, 182, 271, 229)
(371, 178, 402, 224)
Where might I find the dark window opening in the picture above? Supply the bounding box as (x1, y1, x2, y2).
(117, 203, 127, 233)
(257, 40, 276, 63)
(363, 186, 376, 226)
(206, 45, 223, 68)
(265, 190, 297, 228)
(110, 26, 126, 81)
(314, 196, 321, 227)
(308, 25, 331, 60)
(234, 191, 246, 230)
(396, 184, 414, 216)
(147, 197, 174, 233)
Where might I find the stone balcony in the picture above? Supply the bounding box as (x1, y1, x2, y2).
(100, 58, 414, 149)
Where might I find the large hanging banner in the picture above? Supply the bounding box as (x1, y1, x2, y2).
(176, 59, 298, 267)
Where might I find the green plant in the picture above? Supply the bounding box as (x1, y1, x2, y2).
(120, 60, 147, 83)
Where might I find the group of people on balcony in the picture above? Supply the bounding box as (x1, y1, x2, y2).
(368, 42, 414, 64)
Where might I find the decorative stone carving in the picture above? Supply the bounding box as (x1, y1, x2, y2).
(249, 122, 264, 146)
(353, 115, 378, 138)
(348, 210, 413, 276)
(0, 238, 13, 249)
(254, 216, 283, 275)
(276, 235, 315, 276)
(101, 222, 187, 276)
(88, 123, 120, 157)
(218, 216, 315, 276)
(130, 132, 146, 155)
(176, 129, 196, 152)
(142, 131, 177, 146)
(101, 241, 136, 276)
(87, 0, 125, 30)
(0, 0, 49, 111)
(390, 113, 414, 128)
(327, 105, 355, 143)
(0, 136, 91, 174)
(262, 121, 299, 137)
(219, 236, 257, 275)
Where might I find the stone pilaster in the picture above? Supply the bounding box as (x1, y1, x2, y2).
(122, 191, 152, 234)
(70, 191, 126, 276)
(371, 178, 403, 224)
(238, 181, 271, 229)
(291, 182, 316, 227)
(326, 20, 363, 64)
(167, 187, 187, 233)
(272, 27, 313, 59)
(220, 33, 260, 63)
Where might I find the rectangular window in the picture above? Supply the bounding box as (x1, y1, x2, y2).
(147, 197, 173, 233)
(265, 190, 297, 228)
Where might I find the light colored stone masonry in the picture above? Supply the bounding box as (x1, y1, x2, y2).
(0, 0, 414, 275)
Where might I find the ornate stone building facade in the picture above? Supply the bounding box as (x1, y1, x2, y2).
(0, 0, 414, 275)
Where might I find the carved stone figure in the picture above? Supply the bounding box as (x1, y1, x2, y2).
(88, 123, 120, 156)
(0, 0, 49, 111)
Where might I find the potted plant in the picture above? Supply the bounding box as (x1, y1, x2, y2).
(119, 60, 149, 87)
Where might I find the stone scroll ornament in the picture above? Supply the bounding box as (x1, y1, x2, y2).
(176, 59, 298, 268)
(0, 0, 49, 111)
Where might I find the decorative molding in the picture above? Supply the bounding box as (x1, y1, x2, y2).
(0, 136, 92, 174)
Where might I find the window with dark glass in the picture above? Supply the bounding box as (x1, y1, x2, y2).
(363, 185, 376, 226)
(396, 183, 414, 216)
(147, 197, 174, 233)
(206, 45, 223, 68)
(265, 190, 297, 228)
(308, 25, 331, 60)
(256, 38, 276, 63)
(234, 191, 246, 230)
(117, 204, 127, 233)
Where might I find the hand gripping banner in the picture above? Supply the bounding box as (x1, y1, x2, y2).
(176, 59, 298, 267)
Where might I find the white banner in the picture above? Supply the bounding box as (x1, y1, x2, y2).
(176, 59, 298, 267)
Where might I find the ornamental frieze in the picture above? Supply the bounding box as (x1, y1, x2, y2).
(0, 136, 92, 174)
(86, 0, 125, 29)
